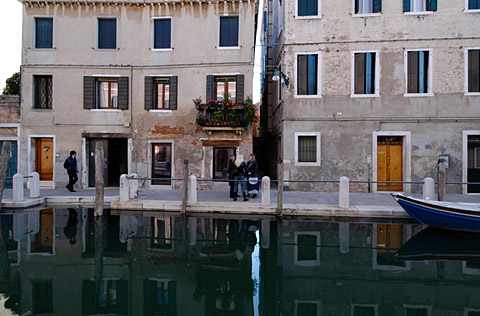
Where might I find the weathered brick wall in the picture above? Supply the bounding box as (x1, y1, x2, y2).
(0, 96, 20, 123)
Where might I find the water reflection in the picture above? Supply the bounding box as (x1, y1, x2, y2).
(0, 209, 479, 315)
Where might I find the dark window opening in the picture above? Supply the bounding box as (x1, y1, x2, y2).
(152, 143, 172, 185)
(468, 50, 480, 93)
(220, 16, 239, 47)
(298, 0, 318, 16)
(298, 136, 317, 163)
(407, 51, 429, 94)
(154, 19, 171, 49)
(297, 54, 318, 95)
(34, 75, 52, 109)
(213, 147, 236, 180)
(98, 18, 116, 49)
(35, 17, 53, 48)
(354, 52, 376, 95)
(297, 234, 317, 261)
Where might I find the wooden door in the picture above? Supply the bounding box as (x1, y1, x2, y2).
(377, 137, 403, 191)
(34, 209, 53, 253)
(35, 138, 53, 181)
(376, 224, 403, 266)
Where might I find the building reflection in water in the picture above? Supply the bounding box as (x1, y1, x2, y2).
(0, 209, 479, 315)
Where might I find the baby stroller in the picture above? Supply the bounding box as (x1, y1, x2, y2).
(247, 176, 260, 198)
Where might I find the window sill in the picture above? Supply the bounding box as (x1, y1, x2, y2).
(465, 92, 480, 96)
(217, 46, 241, 50)
(295, 15, 322, 19)
(404, 11, 434, 16)
(31, 108, 53, 111)
(32, 47, 56, 50)
(350, 94, 380, 98)
(464, 9, 480, 13)
(353, 13, 381, 17)
(151, 48, 173, 51)
(149, 109, 173, 113)
(295, 161, 321, 167)
(404, 92, 434, 97)
(294, 94, 322, 99)
(94, 48, 119, 51)
(90, 109, 122, 112)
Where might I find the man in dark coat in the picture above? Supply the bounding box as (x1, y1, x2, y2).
(66, 150, 78, 192)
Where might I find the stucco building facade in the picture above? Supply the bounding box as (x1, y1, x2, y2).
(261, 0, 480, 193)
(19, 0, 255, 189)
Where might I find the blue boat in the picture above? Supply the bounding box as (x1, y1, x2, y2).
(391, 193, 480, 233)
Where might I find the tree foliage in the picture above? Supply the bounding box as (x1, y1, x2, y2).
(2, 72, 20, 95)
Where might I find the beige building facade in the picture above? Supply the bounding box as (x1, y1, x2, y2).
(262, 0, 480, 193)
(19, 0, 255, 189)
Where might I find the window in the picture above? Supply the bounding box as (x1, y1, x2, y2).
(154, 19, 171, 49)
(294, 232, 320, 266)
(82, 279, 128, 315)
(355, 0, 381, 14)
(98, 18, 116, 49)
(406, 50, 431, 95)
(154, 78, 170, 109)
(150, 217, 173, 249)
(352, 305, 376, 316)
(33, 281, 53, 314)
(145, 76, 177, 110)
(353, 52, 378, 96)
(144, 280, 177, 315)
(467, 49, 480, 93)
(297, 0, 319, 17)
(403, 0, 437, 12)
(213, 147, 236, 179)
(33, 75, 52, 109)
(83, 76, 129, 110)
(35, 17, 53, 48)
(296, 302, 320, 316)
(152, 143, 172, 185)
(97, 78, 118, 109)
(219, 16, 239, 47)
(468, 0, 480, 10)
(295, 132, 321, 166)
(296, 53, 320, 96)
(403, 306, 431, 316)
(215, 77, 237, 102)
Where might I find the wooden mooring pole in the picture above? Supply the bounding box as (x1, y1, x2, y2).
(0, 142, 11, 284)
(95, 142, 104, 216)
(437, 160, 446, 202)
(181, 160, 189, 214)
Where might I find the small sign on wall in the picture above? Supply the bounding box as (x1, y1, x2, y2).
(439, 155, 449, 168)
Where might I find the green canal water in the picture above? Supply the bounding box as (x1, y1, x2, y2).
(0, 207, 479, 316)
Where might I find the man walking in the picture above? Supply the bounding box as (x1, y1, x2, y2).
(65, 150, 78, 192)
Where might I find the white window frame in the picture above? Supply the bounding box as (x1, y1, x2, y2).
(462, 130, 480, 194)
(404, 49, 434, 97)
(403, 305, 432, 316)
(465, 0, 480, 12)
(294, 51, 322, 98)
(217, 15, 241, 50)
(151, 17, 173, 51)
(465, 308, 480, 316)
(350, 304, 379, 316)
(295, 300, 321, 316)
(464, 47, 480, 96)
(96, 17, 118, 50)
(404, 0, 434, 15)
(351, 50, 380, 98)
(352, 0, 381, 17)
(33, 16, 54, 50)
(147, 140, 175, 189)
(148, 216, 175, 252)
(293, 231, 321, 266)
(294, 132, 321, 167)
(295, 0, 322, 19)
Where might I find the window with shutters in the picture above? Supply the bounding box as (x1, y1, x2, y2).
(466, 48, 480, 94)
(150, 217, 173, 249)
(33, 75, 52, 109)
(297, 0, 320, 17)
(354, 0, 382, 14)
(352, 51, 379, 96)
(98, 18, 116, 49)
(403, 305, 431, 316)
(467, 0, 480, 10)
(154, 78, 170, 109)
(219, 16, 239, 47)
(97, 78, 118, 109)
(144, 279, 177, 315)
(34, 17, 53, 49)
(295, 52, 321, 97)
(351, 304, 379, 316)
(82, 279, 128, 315)
(403, 0, 437, 13)
(215, 76, 237, 102)
(405, 49, 432, 95)
(294, 231, 320, 266)
(153, 18, 171, 49)
(295, 301, 321, 316)
(145, 76, 177, 110)
(33, 281, 53, 314)
(295, 132, 321, 166)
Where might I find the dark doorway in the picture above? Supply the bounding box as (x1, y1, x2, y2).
(152, 143, 172, 185)
(213, 147, 236, 180)
(467, 135, 480, 193)
(88, 138, 128, 187)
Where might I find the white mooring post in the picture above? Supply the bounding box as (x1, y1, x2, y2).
(29, 172, 40, 198)
(12, 173, 24, 202)
(423, 177, 435, 200)
(119, 174, 129, 202)
(129, 173, 138, 199)
(339, 176, 350, 209)
(188, 175, 197, 205)
(261, 176, 270, 206)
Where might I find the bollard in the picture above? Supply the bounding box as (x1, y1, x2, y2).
(119, 174, 129, 202)
(423, 177, 435, 200)
(188, 175, 197, 205)
(29, 172, 40, 198)
(339, 222, 350, 254)
(189, 217, 197, 246)
(339, 176, 349, 208)
(13, 173, 24, 202)
(261, 176, 270, 206)
(261, 220, 270, 249)
(129, 173, 138, 199)
(181, 160, 189, 214)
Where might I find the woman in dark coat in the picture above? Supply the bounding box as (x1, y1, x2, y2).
(226, 155, 236, 198)
(246, 154, 259, 198)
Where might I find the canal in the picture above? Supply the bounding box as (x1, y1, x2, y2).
(0, 207, 479, 315)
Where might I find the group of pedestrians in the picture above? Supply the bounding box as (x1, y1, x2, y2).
(227, 154, 259, 201)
